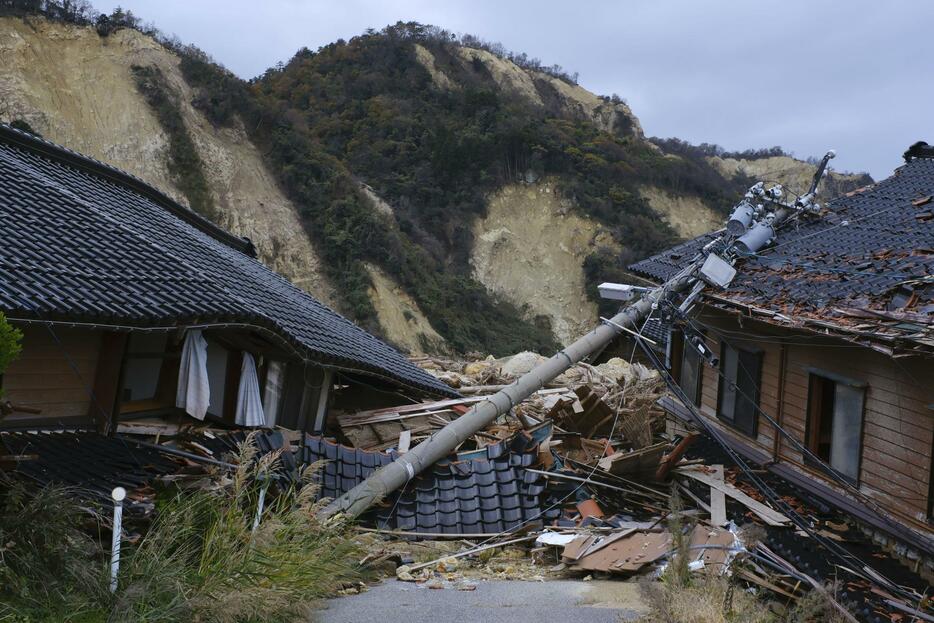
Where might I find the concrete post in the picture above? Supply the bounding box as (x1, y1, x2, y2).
(320, 258, 705, 520)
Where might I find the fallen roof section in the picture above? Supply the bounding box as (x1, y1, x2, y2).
(0, 123, 455, 397)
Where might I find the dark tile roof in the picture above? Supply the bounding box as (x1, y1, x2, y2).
(303, 433, 557, 534)
(629, 155, 934, 347)
(0, 430, 180, 514)
(0, 124, 456, 396)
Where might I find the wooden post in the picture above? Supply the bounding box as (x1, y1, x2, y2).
(90, 331, 128, 435)
(311, 369, 333, 434)
(655, 432, 698, 481)
(710, 464, 728, 526)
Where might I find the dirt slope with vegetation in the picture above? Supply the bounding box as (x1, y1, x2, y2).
(0, 15, 336, 305)
(0, 7, 873, 355)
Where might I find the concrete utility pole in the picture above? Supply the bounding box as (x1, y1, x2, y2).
(320, 257, 706, 520)
(320, 151, 836, 522)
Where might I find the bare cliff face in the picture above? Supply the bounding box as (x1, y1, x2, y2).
(707, 155, 871, 198)
(471, 180, 617, 345)
(0, 16, 335, 305)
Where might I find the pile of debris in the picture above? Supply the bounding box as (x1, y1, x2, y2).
(309, 352, 930, 623)
(2, 350, 930, 622)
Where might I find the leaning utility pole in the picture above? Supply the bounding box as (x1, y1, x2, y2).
(320, 257, 703, 520)
(320, 151, 836, 521)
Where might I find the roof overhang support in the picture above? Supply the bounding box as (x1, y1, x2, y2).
(312, 369, 333, 434)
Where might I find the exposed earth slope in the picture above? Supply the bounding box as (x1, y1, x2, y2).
(0, 12, 872, 354)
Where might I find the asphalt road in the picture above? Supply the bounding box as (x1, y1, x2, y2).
(312, 579, 648, 623)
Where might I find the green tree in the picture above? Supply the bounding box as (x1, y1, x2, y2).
(0, 312, 22, 397)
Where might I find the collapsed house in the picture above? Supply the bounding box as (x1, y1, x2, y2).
(628, 142, 934, 561)
(0, 122, 454, 472)
(2, 121, 932, 619)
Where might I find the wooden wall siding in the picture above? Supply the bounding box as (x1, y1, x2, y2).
(780, 344, 933, 521)
(1, 325, 102, 422)
(693, 307, 934, 526)
(696, 320, 780, 452)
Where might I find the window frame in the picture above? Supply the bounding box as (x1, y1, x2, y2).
(716, 341, 762, 438)
(678, 333, 704, 407)
(804, 370, 867, 486)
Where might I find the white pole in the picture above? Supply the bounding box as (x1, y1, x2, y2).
(109, 486, 126, 593)
(252, 479, 269, 533)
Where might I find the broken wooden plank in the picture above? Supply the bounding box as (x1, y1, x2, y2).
(710, 465, 728, 527)
(655, 433, 698, 480)
(675, 465, 790, 526)
(597, 442, 667, 477)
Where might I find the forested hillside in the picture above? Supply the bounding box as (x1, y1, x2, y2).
(181, 22, 749, 348)
(0, 3, 873, 355)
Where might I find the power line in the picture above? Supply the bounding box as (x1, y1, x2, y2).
(634, 333, 919, 604)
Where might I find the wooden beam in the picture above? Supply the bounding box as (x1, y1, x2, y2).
(709, 464, 728, 526)
(676, 465, 790, 526)
(89, 331, 128, 435)
(311, 369, 333, 434)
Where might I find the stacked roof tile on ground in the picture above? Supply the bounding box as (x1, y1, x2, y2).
(303, 434, 557, 534)
(0, 124, 455, 396)
(0, 430, 180, 513)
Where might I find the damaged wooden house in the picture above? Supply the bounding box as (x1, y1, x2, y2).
(0, 122, 455, 448)
(628, 141, 934, 564)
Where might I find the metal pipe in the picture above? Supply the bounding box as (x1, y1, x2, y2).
(320, 256, 707, 520)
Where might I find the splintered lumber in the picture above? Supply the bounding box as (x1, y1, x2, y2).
(320, 254, 709, 521)
(597, 442, 667, 478)
(654, 433, 698, 481)
(554, 386, 615, 437)
(562, 530, 669, 572)
(676, 465, 790, 526)
(338, 388, 571, 449)
(406, 534, 538, 572)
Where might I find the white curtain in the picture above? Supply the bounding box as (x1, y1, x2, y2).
(262, 361, 284, 428)
(235, 353, 266, 427)
(176, 329, 210, 420)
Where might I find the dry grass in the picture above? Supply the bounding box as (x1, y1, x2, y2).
(639, 571, 776, 623)
(636, 484, 855, 623)
(0, 434, 368, 623)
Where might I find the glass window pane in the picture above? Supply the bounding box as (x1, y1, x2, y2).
(829, 383, 864, 481)
(263, 361, 285, 427)
(122, 333, 168, 402)
(680, 338, 701, 406)
(720, 346, 737, 422)
(734, 349, 761, 436)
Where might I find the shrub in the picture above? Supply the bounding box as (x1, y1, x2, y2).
(0, 312, 22, 398)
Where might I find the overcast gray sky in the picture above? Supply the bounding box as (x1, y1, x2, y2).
(96, 0, 932, 179)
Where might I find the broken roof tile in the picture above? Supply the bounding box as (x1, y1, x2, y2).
(629, 153, 934, 347)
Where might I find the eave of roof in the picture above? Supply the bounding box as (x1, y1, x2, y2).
(0, 124, 256, 257)
(0, 123, 458, 397)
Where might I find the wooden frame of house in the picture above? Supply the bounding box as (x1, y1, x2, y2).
(629, 143, 934, 559)
(0, 123, 455, 436)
